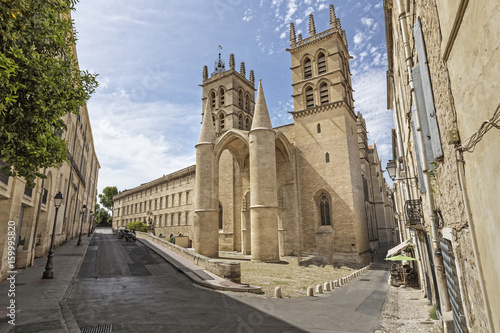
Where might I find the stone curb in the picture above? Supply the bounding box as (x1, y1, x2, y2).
(305, 263, 371, 297)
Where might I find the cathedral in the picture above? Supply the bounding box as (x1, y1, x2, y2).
(113, 5, 395, 266)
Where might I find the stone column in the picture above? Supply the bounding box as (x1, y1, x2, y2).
(249, 81, 279, 262)
(193, 101, 219, 257)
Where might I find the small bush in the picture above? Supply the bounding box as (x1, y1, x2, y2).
(127, 221, 148, 232)
(429, 304, 438, 320)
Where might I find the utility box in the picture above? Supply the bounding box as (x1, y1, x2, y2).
(174, 236, 189, 248)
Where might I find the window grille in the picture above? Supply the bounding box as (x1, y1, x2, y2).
(320, 83, 329, 105)
(220, 113, 225, 130)
(42, 189, 48, 205)
(219, 88, 225, 106)
(304, 58, 312, 79)
(24, 185, 33, 197)
(318, 53, 326, 74)
(211, 92, 216, 108)
(238, 90, 243, 108)
(319, 194, 331, 225)
(305, 87, 314, 108)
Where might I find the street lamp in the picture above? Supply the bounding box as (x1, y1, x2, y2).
(43, 192, 63, 279)
(386, 159, 397, 180)
(87, 211, 94, 237)
(77, 204, 87, 245)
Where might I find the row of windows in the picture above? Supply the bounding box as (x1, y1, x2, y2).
(210, 88, 252, 112)
(212, 112, 252, 132)
(118, 177, 193, 204)
(119, 211, 189, 228)
(117, 191, 190, 217)
(303, 52, 327, 80)
(305, 82, 329, 108)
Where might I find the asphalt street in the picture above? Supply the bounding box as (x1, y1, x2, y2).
(67, 230, 389, 332)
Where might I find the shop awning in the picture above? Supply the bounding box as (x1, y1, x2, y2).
(386, 239, 414, 258)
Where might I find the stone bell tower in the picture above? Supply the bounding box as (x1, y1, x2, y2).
(201, 53, 256, 134)
(287, 5, 370, 265)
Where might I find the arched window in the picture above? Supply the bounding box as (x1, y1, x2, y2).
(219, 88, 225, 106)
(245, 117, 250, 130)
(304, 57, 312, 79)
(212, 115, 216, 128)
(318, 52, 326, 74)
(325, 152, 330, 163)
(317, 123, 321, 133)
(320, 82, 329, 105)
(239, 114, 243, 129)
(210, 91, 216, 109)
(219, 113, 225, 130)
(305, 86, 314, 108)
(245, 93, 250, 111)
(238, 90, 243, 108)
(319, 193, 331, 225)
(219, 204, 223, 229)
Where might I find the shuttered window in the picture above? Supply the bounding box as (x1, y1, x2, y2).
(305, 87, 314, 108)
(320, 82, 329, 105)
(412, 18, 443, 169)
(318, 52, 326, 74)
(304, 58, 312, 79)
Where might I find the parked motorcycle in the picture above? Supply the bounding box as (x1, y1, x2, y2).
(120, 229, 136, 242)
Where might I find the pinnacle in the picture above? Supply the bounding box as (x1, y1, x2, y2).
(251, 80, 272, 130)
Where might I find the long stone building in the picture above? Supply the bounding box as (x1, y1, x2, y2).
(383, 0, 499, 331)
(114, 6, 394, 267)
(0, 104, 99, 281)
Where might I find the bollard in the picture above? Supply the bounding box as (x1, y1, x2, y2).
(275, 286, 282, 298)
(307, 286, 314, 296)
(316, 284, 323, 294)
(330, 281, 335, 290)
(324, 282, 331, 291)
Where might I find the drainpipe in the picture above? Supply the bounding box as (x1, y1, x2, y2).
(396, 0, 451, 312)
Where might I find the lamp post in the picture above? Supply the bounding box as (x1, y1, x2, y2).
(87, 211, 94, 236)
(77, 204, 87, 245)
(43, 192, 63, 279)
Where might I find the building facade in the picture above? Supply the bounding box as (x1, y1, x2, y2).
(114, 5, 394, 267)
(0, 102, 100, 281)
(384, 0, 499, 331)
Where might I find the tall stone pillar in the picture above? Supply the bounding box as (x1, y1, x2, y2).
(249, 81, 280, 262)
(193, 100, 219, 257)
(240, 190, 251, 255)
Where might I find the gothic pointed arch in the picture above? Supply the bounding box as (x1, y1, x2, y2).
(210, 90, 216, 109)
(314, 49, 328, 75)
(218, 86, 225, 106)
(303, 83, 315, 108)
(302, 55, 313, 79)
(213, 129, 249, 168)
(314, 190, 332, 226)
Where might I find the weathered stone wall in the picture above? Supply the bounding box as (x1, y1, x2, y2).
(386, 0, 496, 330)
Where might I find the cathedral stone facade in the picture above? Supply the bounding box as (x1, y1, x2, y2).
(114, 5, 394, 267)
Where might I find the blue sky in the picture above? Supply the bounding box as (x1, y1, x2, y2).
(72, 0, 393, 194)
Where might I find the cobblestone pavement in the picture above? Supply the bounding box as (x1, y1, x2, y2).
(376, 284, 441, 332)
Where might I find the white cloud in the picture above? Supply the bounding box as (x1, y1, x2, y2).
(280, 31, 287, 39)
(361, 17, 374, 27)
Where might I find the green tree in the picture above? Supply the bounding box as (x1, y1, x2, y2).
(94, 203, 111, 227)
(98, 186, 119, 212)
(0, 0, 98, 187)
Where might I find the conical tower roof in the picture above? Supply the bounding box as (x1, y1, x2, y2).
(198, 99, 216, 143)
(251, 80, 272, 130)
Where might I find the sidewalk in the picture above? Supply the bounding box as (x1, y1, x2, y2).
(0, 235, 92, 333)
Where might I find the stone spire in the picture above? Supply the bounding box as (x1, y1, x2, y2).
(330, 4, 336, 28)
(290, 22, 296, 46)
(298, 33, 303, 41)
(309, 13, 316, 36)
(240, 62, 246, 77)
(198, 99, 216, 144)
(203, 65, 208, 81)
(249, 70, 255, 85)
(251, 80, 272, 130)
(229, 53, 235, 70)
